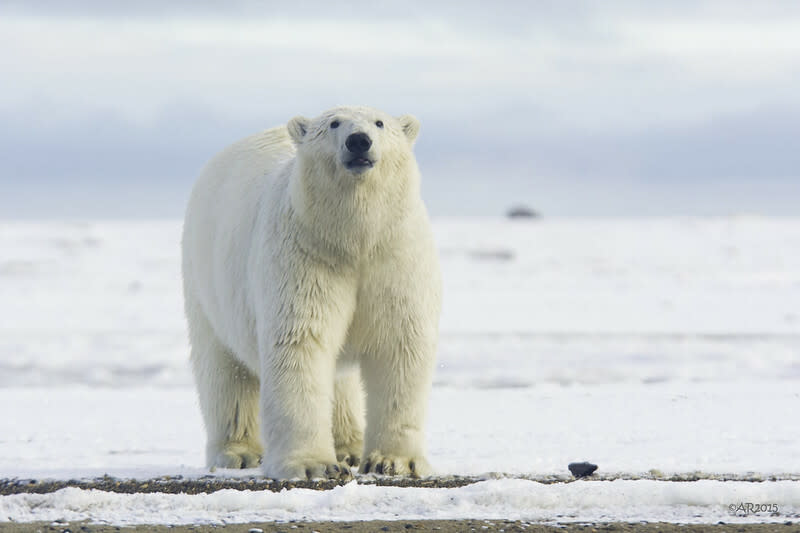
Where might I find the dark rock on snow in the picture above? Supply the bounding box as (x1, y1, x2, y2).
(568, 462, 598, 478)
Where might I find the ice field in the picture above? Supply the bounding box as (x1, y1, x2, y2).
(1, 217, 799, 525)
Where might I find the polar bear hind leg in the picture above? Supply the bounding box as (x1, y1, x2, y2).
(332, 366, 365, 467)
(186, 297, 262, 469)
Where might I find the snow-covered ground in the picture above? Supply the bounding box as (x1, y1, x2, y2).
(1, 217, 799, 524)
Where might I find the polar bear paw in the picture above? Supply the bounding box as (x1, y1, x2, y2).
(360, 452, 432, 478)
(335, 440, 363, 468)
(272, 459, 354, 481)
(211, 442, 262, 469)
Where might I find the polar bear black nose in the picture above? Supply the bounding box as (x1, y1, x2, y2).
(345, 132, 372, 154)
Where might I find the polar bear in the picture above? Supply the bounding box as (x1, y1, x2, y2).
(181, 106, 441, 480)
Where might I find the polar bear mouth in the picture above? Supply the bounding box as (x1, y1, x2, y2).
(345, 157, 375, 172)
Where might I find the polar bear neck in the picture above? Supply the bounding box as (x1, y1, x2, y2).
(287, 155, 421, 259)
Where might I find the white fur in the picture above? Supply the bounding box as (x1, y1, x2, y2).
(182, 106, 441, 480)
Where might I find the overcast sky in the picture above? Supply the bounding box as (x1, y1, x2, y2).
(1, 1, 799, 218)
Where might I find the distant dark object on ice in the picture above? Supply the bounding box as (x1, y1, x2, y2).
(568, 461, 598, 478)
(506, 205, 540, 219)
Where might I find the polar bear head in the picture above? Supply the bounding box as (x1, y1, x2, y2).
(286, 106, 420, 180)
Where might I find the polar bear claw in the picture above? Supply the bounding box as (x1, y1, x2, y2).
(361, 453, 432, 478)
(213, 446, 262, 470)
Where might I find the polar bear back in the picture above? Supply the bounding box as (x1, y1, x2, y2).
(190, 126, 294, 222)
(182, 126, 295, 369)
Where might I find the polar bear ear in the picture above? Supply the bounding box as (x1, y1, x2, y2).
(287, 116, 310, 144)
(399, 114, 420, 143)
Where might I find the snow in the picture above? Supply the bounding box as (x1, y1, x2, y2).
(1, 217, 799, 525)
(3, 480, 799, 525)
(3, 384, 798, 481)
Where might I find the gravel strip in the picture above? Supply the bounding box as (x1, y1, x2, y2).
(3, 472, 800, 496)
(1, 520, 799, 532)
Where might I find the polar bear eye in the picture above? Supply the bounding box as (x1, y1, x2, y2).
(330, 120, 340, 129)
(375, 120, 384, 128)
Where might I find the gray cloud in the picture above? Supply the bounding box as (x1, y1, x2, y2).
(2, 103, 798, 218)
(1, 2, 799, 217)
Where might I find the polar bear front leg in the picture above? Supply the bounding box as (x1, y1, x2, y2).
(257, 267, 358, 481)
(259, 338, 356, 480)
(360, 336, 436, 478)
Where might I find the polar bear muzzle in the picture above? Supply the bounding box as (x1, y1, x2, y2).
(344, 132, 375, 172)
(345, 132, 372, 153)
